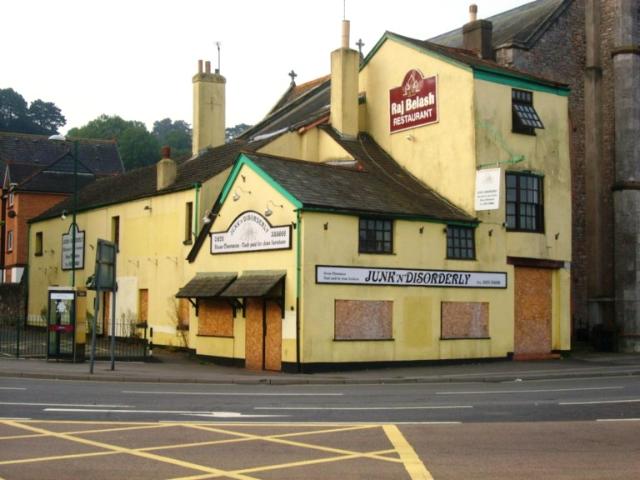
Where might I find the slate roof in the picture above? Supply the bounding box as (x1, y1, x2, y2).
(371, 32, 568, 91)
(219, 271, 286, 298)
(245, 132, 474, 223)
(267, 75, 331, 116)
(31, 140, 251, 222)
(0, 132, 123, 175)
(176, 272, 237, 298)
(430, 0, 570, 50)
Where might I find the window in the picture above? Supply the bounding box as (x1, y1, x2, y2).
(7, 230, 13, 252)
(184, 202, 193, 244)
(359, 218, 393, 254)
(334, 300, 393, 340)
(506, 172, 544, 232)
(111, 216, 120, 249)
(35, 232, 43, 256)
(8, 192, 14, 207)
(512, 89, 544, 135)
(446, 226, 475, 259)
(441, 302, 489, 339)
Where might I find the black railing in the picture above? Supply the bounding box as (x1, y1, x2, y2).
(0, 316, 149, 361)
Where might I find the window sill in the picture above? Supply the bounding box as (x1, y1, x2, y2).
(334, 338, 394, 342)
(183, 240, 193, 246)
(440, 337, 491, 341)
(506, 229, 545, 234)
(446, 256, 476, 261)
(34, 253, 43, 257)
(197, 334, 234, 339)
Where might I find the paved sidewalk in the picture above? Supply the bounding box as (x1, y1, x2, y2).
(1, 349, 639, 385)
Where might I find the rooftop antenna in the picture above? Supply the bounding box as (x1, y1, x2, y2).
(215, 41, 221, 73)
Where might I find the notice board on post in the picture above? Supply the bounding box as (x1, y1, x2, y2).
(94, 239, 117, 291)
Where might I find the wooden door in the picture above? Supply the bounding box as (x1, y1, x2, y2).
(138, 289, 148, 326)
(245, 298, 263, 370)
(514, 267, 552, 359)
(264, 300, 282, 371)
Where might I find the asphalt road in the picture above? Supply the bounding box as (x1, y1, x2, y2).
(1, 375, 639, 479)
(1, 374, 639, 423)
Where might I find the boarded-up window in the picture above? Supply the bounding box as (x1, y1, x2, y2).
(335, 300, 393, 340)
(441, 302, 489, 339)
(178, 298, 190, 327)
(198, 299, 233, 337)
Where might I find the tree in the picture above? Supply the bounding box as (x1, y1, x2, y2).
(225, 123, 252, 142)
(27, 99, 66, 135)
(152, 118, 191, 160)
(70, 115, 159, 170)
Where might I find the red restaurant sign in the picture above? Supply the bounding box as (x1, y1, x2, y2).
(389, 69, 438, 133)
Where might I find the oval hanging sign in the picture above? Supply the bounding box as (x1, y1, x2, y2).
(389, 69, 438, 133)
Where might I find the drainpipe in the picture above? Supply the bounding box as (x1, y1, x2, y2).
(295, 209, 302, 372)
(193, 182, 201, 236)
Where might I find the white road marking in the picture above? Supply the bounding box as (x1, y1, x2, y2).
(437, 386, 623, 395)
(122, 390, 342, 396)
(0, 417, 31, 420)
(0, 387, 26, 391)
(44, 408, 284, 418)
(596, 418, 640, 422)
(0, 402, 132, 408)
(559, 398, 640, 406)
(254, 405, 472, 410)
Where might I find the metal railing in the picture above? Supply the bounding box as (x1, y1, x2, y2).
(0, 316, 149, 360)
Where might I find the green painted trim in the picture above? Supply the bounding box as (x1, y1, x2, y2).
(361, 32, 472, 73)
(219, 154, 303, 209)
(474, 69, 570, 96)
(300, 206, 478, 227)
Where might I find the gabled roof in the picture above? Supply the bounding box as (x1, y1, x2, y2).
(0, 132, 123, 176)
(267, 75, 332, 116)
(430, 0, 571, 50)
(30, 140, 256, 222)
(363, 31, 569, 95)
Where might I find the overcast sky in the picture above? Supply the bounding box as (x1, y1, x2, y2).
(1, 0, 531, 134)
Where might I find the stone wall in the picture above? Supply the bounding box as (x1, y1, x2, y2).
(0, 280, 27, 320)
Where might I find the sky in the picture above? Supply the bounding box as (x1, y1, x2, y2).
(1, 0, 531, 134)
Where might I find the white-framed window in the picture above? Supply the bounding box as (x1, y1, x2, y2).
(8, 192, 14, 207)
(7, 230, 13, 252)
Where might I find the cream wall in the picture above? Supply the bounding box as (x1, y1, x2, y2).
(258, 129, 353, 164)
(360, 39, 477, 212)
(187, 162, 299, 363)
(28, 188, 199, 347)
(299, 212, 513, 363)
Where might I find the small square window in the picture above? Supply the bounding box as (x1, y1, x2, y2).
(359, 218, 393, 254)
(512, 89, 544, 135)
(446, 226, 476, 260)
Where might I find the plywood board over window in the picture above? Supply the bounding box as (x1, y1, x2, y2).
(198, 299, 233, 337)
(441, 301, 489, 339)
(335, 300, 393, 340)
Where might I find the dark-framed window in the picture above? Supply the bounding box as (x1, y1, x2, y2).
(359, 218, 393, 254)
(506, 172, 544, 232)
(512, 89, 544, 135)
(446, 225, 475, 259)
(35, 232, 43, 256)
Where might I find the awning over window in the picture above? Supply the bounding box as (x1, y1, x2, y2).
(176, 272, 237, 299)
(220, 270, 286, 298)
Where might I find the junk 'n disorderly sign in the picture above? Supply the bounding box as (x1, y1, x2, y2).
(389, 69, 438, 133)
(316, 265, 507, 289)
(211, 210, 291, 254)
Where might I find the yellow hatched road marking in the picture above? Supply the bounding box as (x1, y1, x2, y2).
(1, 421, 259, 480)
(383, 424, 434, 480)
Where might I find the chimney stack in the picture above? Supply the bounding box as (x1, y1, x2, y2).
(463, 4, 494, 60)
(330, 20, 360, 138)
(156, 146, 177, 191)
(192, 58, 226, 155)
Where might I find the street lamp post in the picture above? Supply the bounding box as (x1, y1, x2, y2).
(49, 135, 78, 287)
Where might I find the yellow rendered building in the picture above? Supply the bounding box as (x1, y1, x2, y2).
(28, 21, 571, 371)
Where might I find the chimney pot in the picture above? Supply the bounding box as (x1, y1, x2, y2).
(341, 19, 350, 49)
(198, 59, 203, 74)
(161, 145, 171, 159)
(205, 60, 211, 74)
(469, 4, 478, 22)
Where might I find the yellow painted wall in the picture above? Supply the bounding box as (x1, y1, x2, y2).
(299, 212, 514, 363)
(28, 188, 200, 348)
(360, 39, 477, 212)
(258, 129, 353, 165)
(187, 163, 298, 363)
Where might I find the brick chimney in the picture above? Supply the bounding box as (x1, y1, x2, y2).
(192, 59, 226, 155)
(463, 4, 494, 60)
(156, 146, 177, 190)
(330, 20, 360, 138)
